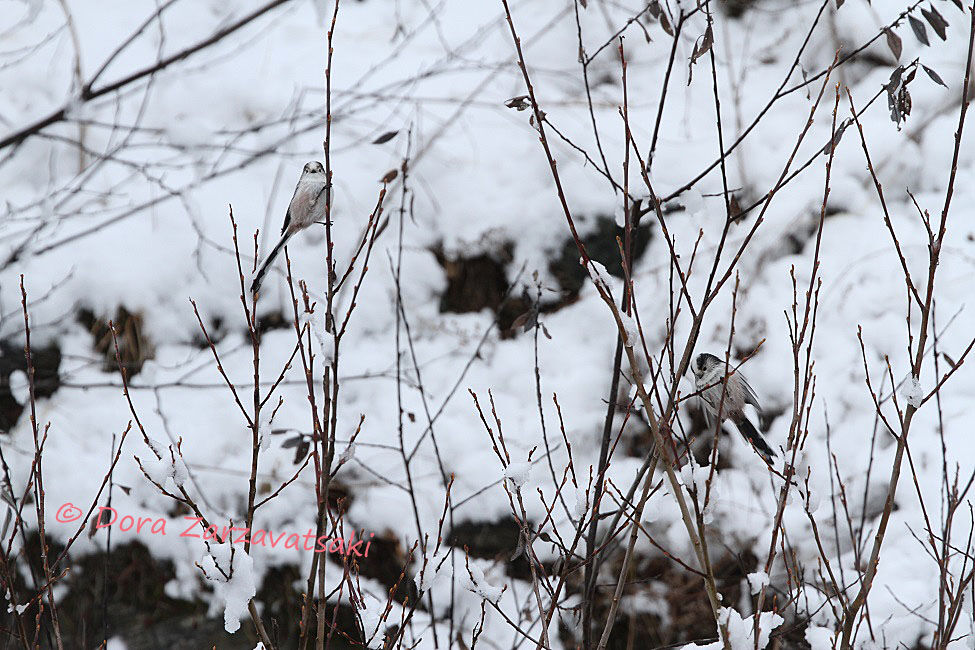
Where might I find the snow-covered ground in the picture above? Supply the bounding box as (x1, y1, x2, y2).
(2, 0, 975, 647)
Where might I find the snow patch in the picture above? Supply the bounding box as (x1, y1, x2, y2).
(903, 375, 923, 408)
(144, 437, 189, 490)
(746, 571, 769, 595)
(8, 370, 28, 405)
(573, 485, 589, 519)
(201, 543, 257, 634)
(680, 608, 782, 649)
(463, 559, 502, 602)
(503, 461, 532, 488)
(804, 625, 835, 650)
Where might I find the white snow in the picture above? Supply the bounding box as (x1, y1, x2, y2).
(201, 543, 257, 634)
(316, 327, 336, 366)
(7, 370, 28, 405)
(680, 608, 783, 649)
(613, 201, 626, 228)
(257, 406, 274, 452)
(302, 308, 336, 366)
(463, 559, 502, 603)
(585, 259, 613, 295)
(339, 441, 356, 464)
(2, 0, 974, 646)
(573, 485, 589, 519)
(904, 375, 924, 408)
(417, 547, 451, 593)
(619, 311, 640, 349)
(358, 593, 392, 643)
(143, 437, 189, 490)
(746, 571, 769, 595)
(805, 625, 836, 650)
(502, 461, 532, 488)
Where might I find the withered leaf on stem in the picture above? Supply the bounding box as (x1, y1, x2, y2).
(887, 65, 904, 92)
(943, 352, 958, 369)
(505, 95, 530, 111)
(948, 0, 963, 10)
(922, 64, 948, 88)
(88, 513, 102, 538)
(909, 15, 930, 45)
(371, 130, 399, 145)
(281, 435, 304, 449)
(647, 0, 661, 19)
(510, 309, 537, 333)
(900, 87, 912, 119)
(836, 0, 844, 8)
(380, 168, 398, 183)
(884, 28, 902, 60)
(691, 25, 713, 63)
(659, 11, 673, 36)
(921, 5, 948, 41)
(728, 194, 741, 220)
(886, 67, 913, 126)
(822, 119, 850, 155)
(294, 438, 310, 464)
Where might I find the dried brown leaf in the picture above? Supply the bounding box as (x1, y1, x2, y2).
(692, 25, 713, 63)
(822, 119, 850, 155)
(922, 64, 948, 88)
(909, 15, 930, 45)
(371, 130, 398, 145)
(540, 322, 551, 340)
(728, 194, 742, 220)
(511, 311, 532, 332)
(921, 5, 948, 41)
(659, 11, 673, 36)
(884, 28, 902, 60)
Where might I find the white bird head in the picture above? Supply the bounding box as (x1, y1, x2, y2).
(302, 161, 326, 176)
(692, 353, 721, 380)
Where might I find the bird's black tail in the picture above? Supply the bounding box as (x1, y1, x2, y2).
(735, 417, 776, 461)
(250, 232, 292, 294)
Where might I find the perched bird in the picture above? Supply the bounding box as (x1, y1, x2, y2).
(691, 352, 775, 461)
(250, 161, 329, 293)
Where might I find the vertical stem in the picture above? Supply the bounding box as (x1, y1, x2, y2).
(840, 7, 975, 646)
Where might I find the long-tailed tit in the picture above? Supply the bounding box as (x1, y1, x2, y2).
(250, 161, 329, 293)
(691, 352, 775, 461)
